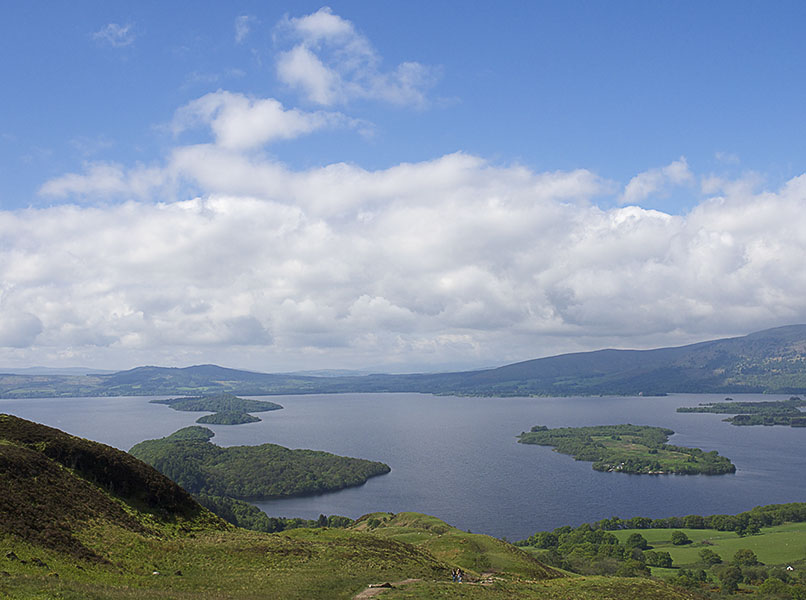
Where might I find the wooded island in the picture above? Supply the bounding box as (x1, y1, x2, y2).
(518, 424, 736, 475)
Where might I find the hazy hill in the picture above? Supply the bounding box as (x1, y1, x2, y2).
(3, 324, 806, 397)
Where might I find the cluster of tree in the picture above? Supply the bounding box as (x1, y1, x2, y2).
(193, 493, 353, 533)
(678, 396, 806, 427)
(519, 516, 806, 596)
(129, 427, 391, 499)
(516, 523, 674, 576)
(668, 548, 806, 596)
(552, 502, 806, 537)
(518, 424, 735, 475)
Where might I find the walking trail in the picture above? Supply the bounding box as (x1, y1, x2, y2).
(353, 573, 498, 598)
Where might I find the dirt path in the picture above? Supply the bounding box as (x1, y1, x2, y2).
(353, 578, 422, 599)
(353, 572, 502, 598)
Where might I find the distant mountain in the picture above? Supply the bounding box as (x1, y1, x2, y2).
(3, 325, 806, 398)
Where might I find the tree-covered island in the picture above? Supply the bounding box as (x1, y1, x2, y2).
(150, 392, 283, 425)
(677, 396, 806, 426)
(129, 426, 391, 499)
(518, 424, 736, 475)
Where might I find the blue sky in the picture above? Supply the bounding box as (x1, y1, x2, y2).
(1, 2, 806, 372)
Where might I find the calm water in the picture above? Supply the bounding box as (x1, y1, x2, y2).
(2, 393, 805, 541)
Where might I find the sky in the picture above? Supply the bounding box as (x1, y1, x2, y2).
(1, 1, 806, 373)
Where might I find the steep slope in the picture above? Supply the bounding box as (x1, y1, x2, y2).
(0, 414, 220, 560)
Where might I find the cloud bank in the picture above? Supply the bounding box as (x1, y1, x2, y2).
(7, 7, 805, 372)
(19, 101, 806, 371)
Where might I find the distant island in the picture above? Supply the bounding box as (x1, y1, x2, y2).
(195, 411, 261, 425)
(518, 424, 736, 475)
(677, 396, 806, 427)
(129, 426, 391, 499)
(150, 392, 282, 425)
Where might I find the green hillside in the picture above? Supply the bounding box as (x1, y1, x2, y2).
(0, 415, 708, 599)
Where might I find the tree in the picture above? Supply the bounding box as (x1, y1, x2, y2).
(758, 578, 789, 596)
(644, 551, 673, 568)
(615, 559, 650, 578)
(625, 533, 649, 550)
(719, 565, 743, 593)
(733, 548, 760, 566)
(671, 530, 691, 545)
(698, 548, 722, 566)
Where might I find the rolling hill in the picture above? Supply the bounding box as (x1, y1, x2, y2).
(0, 416, 705, 599)
(3, 324, 806, 397)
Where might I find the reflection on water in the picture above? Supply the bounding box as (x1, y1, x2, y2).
(2, 392, 805, 540)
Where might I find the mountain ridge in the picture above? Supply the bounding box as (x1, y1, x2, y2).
(2, 324, 806, 397)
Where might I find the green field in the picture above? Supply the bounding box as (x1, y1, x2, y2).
(612, 522, 806, 568)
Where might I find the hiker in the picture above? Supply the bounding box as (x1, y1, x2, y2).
(450, 568, 457, 582)
(457, 568, 463, 583)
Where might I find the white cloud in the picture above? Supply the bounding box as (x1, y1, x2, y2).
(234, 15, 257, 44)
(39, 162, 165, 200)
(621, 157, 693, 205)
(92, 23, 136, 48)
(275, 7, 438, 107)
(24, 139, 806, 371)
(172, 90, 357, 150)
(0, 312, 43, 348)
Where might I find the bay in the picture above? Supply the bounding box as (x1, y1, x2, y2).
(1, 392, 804, 541)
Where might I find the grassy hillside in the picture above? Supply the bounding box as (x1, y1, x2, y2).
(0, 416, 706, 599)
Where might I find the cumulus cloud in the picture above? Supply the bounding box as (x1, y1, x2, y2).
(275, 7, 438, 107)
(172, 90, 358, 150)
(92, 23, 136, 47)
(21, 142, 806, 371)
(621, 157, 693, 205)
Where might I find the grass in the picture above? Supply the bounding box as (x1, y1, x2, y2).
(374, 576, 703, 599)
(612, 522, 806, 567)
(350, 513, 561, 580)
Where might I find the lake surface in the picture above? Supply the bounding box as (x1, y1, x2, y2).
(2, 392, 805, 541)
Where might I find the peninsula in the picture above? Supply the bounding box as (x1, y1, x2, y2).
(129, 426, 391, 498)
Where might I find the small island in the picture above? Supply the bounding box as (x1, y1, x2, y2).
(129, 426, 391, 498)
(195, 411, 261, 425)
(150, 392, 283, 425)
(518, 424, 736, 475)
(677, 396, 806, 426)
